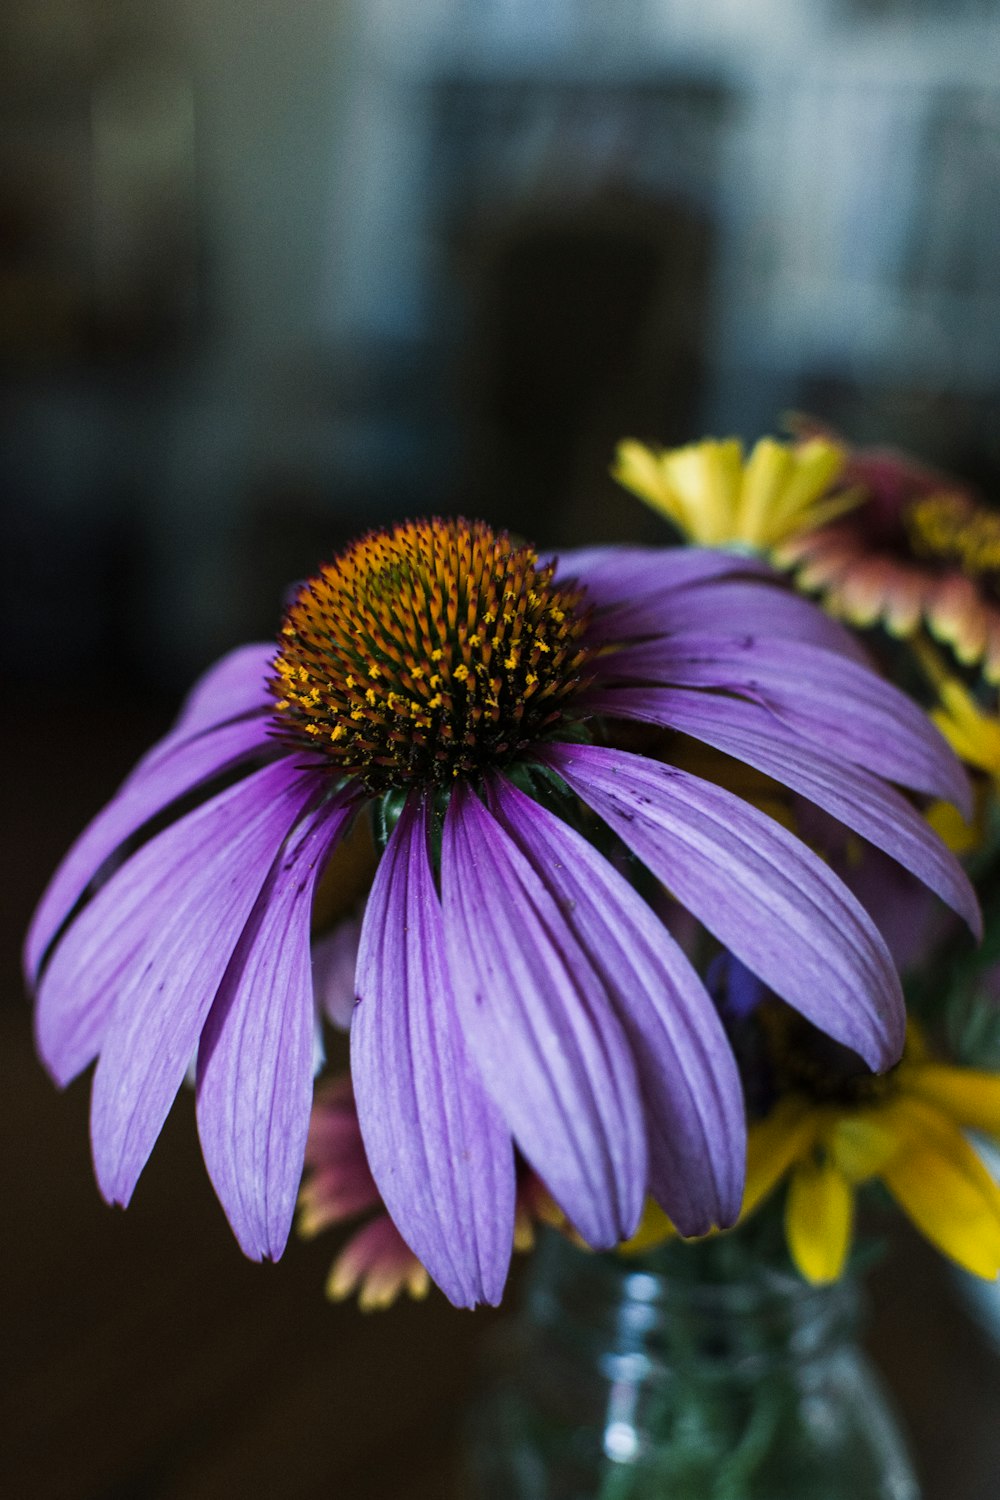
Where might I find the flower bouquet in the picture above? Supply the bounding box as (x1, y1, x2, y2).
(26, 426, 1000, 1498)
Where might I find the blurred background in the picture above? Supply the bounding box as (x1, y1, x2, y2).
(3, 1, 1000, 1496)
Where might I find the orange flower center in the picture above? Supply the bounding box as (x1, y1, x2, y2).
(270, 518, 592, 792)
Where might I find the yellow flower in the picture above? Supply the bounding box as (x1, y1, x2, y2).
(612, 434, 854, 551)
(743, 1023, 1000, 1284)
(916, 650, 1000, 855)
(930, 675, 1000, 784)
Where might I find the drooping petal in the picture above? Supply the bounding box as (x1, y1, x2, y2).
(600, 632, 972, 814)
(25, 713, 275, 985)
(487, 773, 745, 1234)
(352, 794, 515, 1308)
(541, 743, 905, 1069)
(585, 684, 980, 937)
(196, 790, 357, 1261)
(785, 1158, 854, 1284)
(38, 760, 318, 1206)
(441, 781, 646, 1247)
(592, 578, 870, 663)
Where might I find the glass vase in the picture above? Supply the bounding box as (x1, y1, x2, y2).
(465, 1230, 919, 1500)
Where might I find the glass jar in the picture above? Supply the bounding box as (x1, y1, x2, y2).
(465, 1230, 919, 1500)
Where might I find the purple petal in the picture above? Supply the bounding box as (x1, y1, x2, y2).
(601, 631, 971, 814)
(35, 759, 317, 1206)
(196, 791, 357, 1261)
(593, 578, 871, 662)
(551, 544, 773, 608)
(487, 774, 745, 1234)
(25, 713, 274, 985)
(140, 642, 274, 762)
(541, 742, 905, 1070)
(313, 910, 365, 1030)
(440, 781, 646, 1248)
(352, 794, 515, 1308)
(587, 685, 980, 938)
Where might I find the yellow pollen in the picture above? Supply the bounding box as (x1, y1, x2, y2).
(907, 491, 1000, 578)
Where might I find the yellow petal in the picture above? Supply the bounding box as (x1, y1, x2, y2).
(881, 1101, 1000, 1278)
(828, 1100, 914, 1183)
(785, 1157, 854, 1284)
(611, 440, 679, 522)
(736, 438, 794, 547)
(660, 439, 743, 546)
(742, 1099, 823, 1219)
(925, 796, 983, 856)
(906, 1063, 1000, 1138)
(620, 1198, 676, 1254)
(777, 438, 847, 519)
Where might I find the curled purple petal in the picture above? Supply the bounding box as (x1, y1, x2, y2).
(541, 742, 905, 1070)
(440, 781, 646, 1248)
(594, 578, 871, 662)
(601, 631, 972, 814)
(353, 794, 515, 1308)
(488, 774, 745, 1234)
(552, 544, 773, 607)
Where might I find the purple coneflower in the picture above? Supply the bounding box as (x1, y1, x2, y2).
(26, 518, 978, 1307)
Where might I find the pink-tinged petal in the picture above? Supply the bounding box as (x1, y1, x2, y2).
(328, 1214, 428, 1309)
(299, 1165, 381, 1232)
(25, 714, 274, 985)
(38, 760, 318, 1206)
(487, 775, 745, 1234)
(541, 743, 905, 1070)
(592, 579, 871, 664)
(587, 685, 980, 939)
(313, 911, 364, 1029)
(552, 545, 773, 609)
(602, 632, 971, 815)
(440, 782, 646, 1248)
(928, 575, 988, 661)
(353, 794, 515, 1308)
(196, 790, 357, 1261)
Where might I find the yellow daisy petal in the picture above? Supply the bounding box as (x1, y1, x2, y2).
(757, 438, 848, 539)
(906, 1063, 1000, 1138)
(611, 440, 678, 522)
(828, 1105, 911, 1183)
(925, 795, 983, 857)
(659, 439, 744, 546)
(620, 1198, 676, 1254)
(880, 1101, 1000, 1278)
(742, 1099, 824, 1219)
(785, 1157, 854, 1284)
(735, 437, 795, 546)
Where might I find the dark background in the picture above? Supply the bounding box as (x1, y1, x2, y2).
(3, 1, 1000, 1495)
